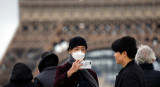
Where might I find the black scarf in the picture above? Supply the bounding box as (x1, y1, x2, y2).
(67, 54, 99, 87)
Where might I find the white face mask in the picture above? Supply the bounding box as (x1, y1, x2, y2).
(72, 51, 85, 60)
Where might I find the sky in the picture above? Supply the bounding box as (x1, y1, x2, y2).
(0, 0, 19, 61)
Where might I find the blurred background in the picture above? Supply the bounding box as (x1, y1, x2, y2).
(1, 0, 160, 87)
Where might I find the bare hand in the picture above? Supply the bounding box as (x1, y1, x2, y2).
(67, 60, 83, 78)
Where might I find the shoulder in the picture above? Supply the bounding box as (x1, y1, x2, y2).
(34, 78, 43, 87)
(57, 62, 70, 68)
(146, 69, 160, 76)
(3, 83, 9, 87)
(123, 63, 143, 77)
(87, 69, 97, 75)
(153, 70, 160, 73)
(125, 62, 142, 72)
(56, 62, 71, 72)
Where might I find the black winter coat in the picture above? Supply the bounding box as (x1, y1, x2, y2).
(54, 62, 99, 87)
(139, 63, 160, 87)
(34, 66, 57, 87)
(115, 60, 147, 87)
(3, 63, 34, 87)
(34, 52, 58, 87)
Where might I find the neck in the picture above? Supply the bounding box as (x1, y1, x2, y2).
(121, 57, 133, 68)
(67, 54, 76, 65)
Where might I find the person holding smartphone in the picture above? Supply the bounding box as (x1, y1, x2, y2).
(54, 36, 99, 87)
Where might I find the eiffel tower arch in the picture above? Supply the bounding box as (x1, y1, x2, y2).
(1, 0, 160, 86)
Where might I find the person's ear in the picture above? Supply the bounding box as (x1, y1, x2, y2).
(122, 51, 127, 57)
(152, 59, 155, 63)
(69, 49, 72, 54)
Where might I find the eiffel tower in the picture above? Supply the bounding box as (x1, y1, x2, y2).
(1, 0, 160, 86)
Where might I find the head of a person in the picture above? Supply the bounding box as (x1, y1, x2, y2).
(10, 63, 33, 82)
(38, 51, 59, 72)
(67, 36, 88, 59)
(135, 45, 156, 64)
(111, 36, 137, 64)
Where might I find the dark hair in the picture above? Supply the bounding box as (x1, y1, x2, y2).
(111, 36, 137, 59)
(38, 51, 59, 72)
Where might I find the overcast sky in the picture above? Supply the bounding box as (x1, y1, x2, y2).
(0, 0, 19, 61)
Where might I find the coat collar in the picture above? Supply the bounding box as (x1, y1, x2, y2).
(124, 60, 135, 69)
(119, 60, 135, 74)
(139, 63, 154, 70)
(41, 66, 57, 71)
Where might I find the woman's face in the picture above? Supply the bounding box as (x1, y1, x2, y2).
(69, 46, 86, 54)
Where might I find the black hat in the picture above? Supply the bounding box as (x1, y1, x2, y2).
(67, 36, 88, 51)
(38, 52, 59, 72)
(10, 63, 33, 82)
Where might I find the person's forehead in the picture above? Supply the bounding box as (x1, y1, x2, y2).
(115, 51, 120, 54)
(74, 46, 85, 48)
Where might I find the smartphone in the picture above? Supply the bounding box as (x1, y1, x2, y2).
(80, 61, 91, 69)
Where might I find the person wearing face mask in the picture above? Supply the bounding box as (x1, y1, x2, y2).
(54, 36, 99, 87)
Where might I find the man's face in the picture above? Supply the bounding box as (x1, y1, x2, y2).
(113, 52, 124, 64)
(69, 46, 86, 54)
